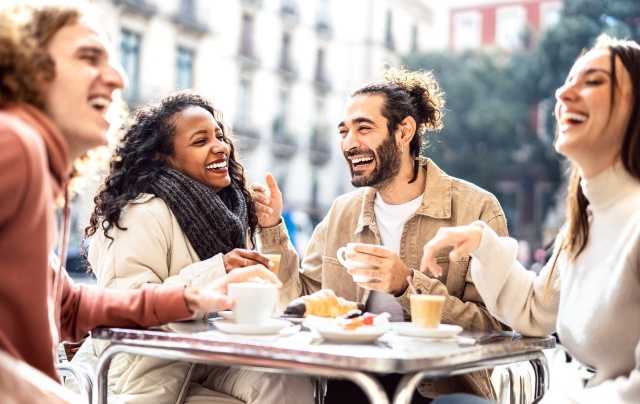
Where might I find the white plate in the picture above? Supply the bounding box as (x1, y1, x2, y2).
(214, 319, 291, 335)
(392, 322, 463, 339)
(303, 318, 386, 343)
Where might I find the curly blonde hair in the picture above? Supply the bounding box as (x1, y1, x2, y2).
(0, 3, 80, 108)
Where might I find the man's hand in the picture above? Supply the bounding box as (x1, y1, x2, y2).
(223, 248, 270, 272)
(420, 223, 484, 277)
(345, 244, 412, 295)
(184, 265, 282, 314)
(251, 173, 283, 228)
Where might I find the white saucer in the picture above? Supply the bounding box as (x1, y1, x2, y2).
(303, 318, 386, 343)
(217, 310, 235, 321)
(392, 323, 463, 339)
(214, 319, 291, 335)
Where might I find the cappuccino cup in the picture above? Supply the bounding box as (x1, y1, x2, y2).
(228, 282, 278, 324)
(410, 294, 445, 328)
(337, 243, 375, 283)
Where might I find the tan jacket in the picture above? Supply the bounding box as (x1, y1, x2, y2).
(73, 194, 227, 404)
(257, 159, 508, 398)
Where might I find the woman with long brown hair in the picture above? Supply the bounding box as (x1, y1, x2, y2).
(421, 35, 640, 403)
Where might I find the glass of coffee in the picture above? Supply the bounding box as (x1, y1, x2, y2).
(410, 294, 445, 328)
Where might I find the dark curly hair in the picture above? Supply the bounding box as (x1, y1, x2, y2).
(352, 67, 445, 183)
(85, 92, 258, 243)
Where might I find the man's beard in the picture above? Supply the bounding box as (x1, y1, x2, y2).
(346, 136, 401, 189)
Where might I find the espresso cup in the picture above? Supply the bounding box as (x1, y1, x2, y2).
(337, 243, 373, 283)
(262, 253, 281, 274)
(228, 282, 278, 324)
(410, 294, 445, 328)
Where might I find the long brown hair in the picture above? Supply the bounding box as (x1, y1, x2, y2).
(550, 35, 640, 279)
(0, 3, 80, 108)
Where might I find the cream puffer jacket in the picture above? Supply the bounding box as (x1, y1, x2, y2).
(69, 194, 227, 404)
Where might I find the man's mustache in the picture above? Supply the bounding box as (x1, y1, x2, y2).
(344, 147, 375, 158)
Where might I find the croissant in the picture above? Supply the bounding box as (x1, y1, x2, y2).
(284, 289, 363, 318)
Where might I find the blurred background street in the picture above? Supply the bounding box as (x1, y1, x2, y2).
(67, 0, 640, 276)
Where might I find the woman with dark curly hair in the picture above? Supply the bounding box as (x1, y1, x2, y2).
(71, 92, 314, 404)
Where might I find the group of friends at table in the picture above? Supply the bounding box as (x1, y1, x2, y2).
(0, 2, 639, 403)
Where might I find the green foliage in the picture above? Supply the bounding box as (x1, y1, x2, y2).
(406, 0, 640, 199)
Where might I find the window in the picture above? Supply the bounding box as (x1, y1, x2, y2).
(236, 75, 252, 125)
(120, 29, 141, 101)
(496, 5, 527, 50)
(384, 10, 395, 50)
(179, 0, 195, 19)
(273, 88, 290, 139)
(279, 31, 293, 71)
(453, 11, 481, 50)
(410, 24, 419, 53)
(239, 12, 255, 58)
(176, 46, 194, 89)
(314, 48, 327, 84)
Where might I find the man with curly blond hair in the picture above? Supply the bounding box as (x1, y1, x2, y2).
(0, 2, 280, 401)
(253, 68, 509, 402)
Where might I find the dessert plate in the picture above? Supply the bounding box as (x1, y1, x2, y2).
(303, 317, 387, 343)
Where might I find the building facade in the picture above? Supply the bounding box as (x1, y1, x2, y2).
(78, 0, 434, 252)
(447, 0, 562, 51)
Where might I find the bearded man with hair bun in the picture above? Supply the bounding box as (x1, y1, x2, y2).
(253, 67, 509, 403)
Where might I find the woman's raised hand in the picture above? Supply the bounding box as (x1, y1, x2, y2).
(223, 248, 270, 272)
(420, 223, 484, 277)
(251, 173, 283, 228)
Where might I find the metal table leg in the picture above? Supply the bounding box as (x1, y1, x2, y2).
(56, 362, 93, 404)
(393, 350, 549, 404)
(95, 344, 390, 404)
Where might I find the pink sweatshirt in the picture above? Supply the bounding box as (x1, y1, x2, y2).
(0, 104, 193, 381)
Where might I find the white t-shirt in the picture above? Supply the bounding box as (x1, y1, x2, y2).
(366, 194, 423, 320)
(373, 194, 423, 254)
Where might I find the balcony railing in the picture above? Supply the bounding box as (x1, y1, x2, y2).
(280, 0, 299, 27)
(232, 124, 261, 153)
(112, 0, 157, 18)
(309, 128, 331, 166)
(172, 8, 208, 36)
(271, 118, 298, 159)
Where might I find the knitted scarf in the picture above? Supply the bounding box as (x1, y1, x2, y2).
(147, 167, 248, 260)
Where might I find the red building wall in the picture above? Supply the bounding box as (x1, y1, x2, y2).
(449, 0, 561, 49)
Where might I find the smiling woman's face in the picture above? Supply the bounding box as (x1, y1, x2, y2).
(168, 106, 232, 190)
(554, 49, 633, 177)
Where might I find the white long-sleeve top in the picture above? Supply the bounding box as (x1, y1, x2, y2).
(469, 162, 640, 404)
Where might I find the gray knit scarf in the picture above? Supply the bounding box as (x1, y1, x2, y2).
(147, 167, 248, 260)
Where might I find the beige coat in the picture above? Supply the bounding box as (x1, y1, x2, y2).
(257, 159, 509, 399)
(75, 194, 227, 404)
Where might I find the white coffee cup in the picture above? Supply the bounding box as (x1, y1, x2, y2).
(227, 283, 278, 324)
(336, 243, 373, 283)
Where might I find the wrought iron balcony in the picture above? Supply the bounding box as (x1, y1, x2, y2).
(309, 127, 331, 166)
(271, 118, 298, 159)
(172, 8, 208, 36)
(232, 123, 261, 153)
(112, 0, 157, 18)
